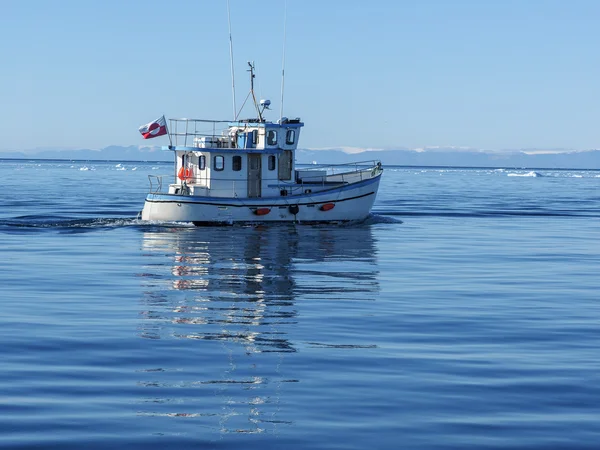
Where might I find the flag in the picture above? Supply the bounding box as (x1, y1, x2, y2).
(139, 115, 167, 139)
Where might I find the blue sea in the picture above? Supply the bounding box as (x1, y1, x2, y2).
(1, 159, 599, 449)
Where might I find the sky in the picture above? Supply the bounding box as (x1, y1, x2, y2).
(1, 0, 599, 153)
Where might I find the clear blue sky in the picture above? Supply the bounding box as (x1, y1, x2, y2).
(1, 0, 599, 152)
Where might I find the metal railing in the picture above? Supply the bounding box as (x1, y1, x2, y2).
(168, 119, 230, 147)
(301, 160, 382, 175)
(297, 160, 382, 182)
(147, 175, 163, 194)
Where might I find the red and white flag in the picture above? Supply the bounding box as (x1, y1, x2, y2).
(139, 115, 167, 139)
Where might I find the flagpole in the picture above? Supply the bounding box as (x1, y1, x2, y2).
(165, 116, 172, 147)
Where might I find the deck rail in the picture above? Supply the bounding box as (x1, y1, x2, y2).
(168, 119, 230, 147)
(147, 175, 163, 194)
(302, 160, 382, 176)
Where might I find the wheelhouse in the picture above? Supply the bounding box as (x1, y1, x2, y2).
(165, 117, 303, 198)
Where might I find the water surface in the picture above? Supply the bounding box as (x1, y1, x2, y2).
(1, 160, 599, 449)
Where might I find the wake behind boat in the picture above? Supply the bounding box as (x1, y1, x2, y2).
(139, 64, 383, 225)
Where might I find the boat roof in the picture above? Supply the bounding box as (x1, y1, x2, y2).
(162, 146, 286, 154)
(228, 118, 304, 128)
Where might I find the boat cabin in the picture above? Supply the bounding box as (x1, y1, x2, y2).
(167, 117, 304, 198)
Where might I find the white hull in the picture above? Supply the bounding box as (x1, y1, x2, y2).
(141, 175, 381, 224)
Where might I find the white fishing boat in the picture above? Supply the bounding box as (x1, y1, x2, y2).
(139, 64, 383, 225)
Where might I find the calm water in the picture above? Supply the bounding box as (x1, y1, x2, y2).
(1, 159, 599, 449)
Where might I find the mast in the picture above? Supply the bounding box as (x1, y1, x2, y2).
(248, 62, 263, 122)
(279, 0, 288, 121)
(227, 0, 237, 120)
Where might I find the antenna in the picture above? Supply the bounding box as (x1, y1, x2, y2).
(279, 0, 288, 121)
(227, 0, 236, 120)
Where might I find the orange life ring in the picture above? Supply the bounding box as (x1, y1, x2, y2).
(178, 167, 193, 180)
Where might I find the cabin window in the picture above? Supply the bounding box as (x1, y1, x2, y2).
(267, 130, 277, 146)
(214, 155, 224, 171)
(268, 155, 276, 171)
(252, 130, 258, 145)
(199, 155, 206, 170)
(278, 150, 292, 180)
(286, 129, 295, 145)
(232, 155, 242, 171)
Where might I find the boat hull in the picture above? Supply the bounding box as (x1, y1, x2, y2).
(141, 175, 381, 224)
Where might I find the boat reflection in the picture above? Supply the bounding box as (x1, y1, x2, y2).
(136, 224, 378, 434)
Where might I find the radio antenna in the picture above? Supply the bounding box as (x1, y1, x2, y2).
(279, 0, 288, 121)
(227, 0, 237, 120)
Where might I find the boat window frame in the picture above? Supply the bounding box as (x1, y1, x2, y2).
(268, 155, 276, 171)
(199, 155, 206, 170)
(232, 155, 242, 171)
(285, 129, 295, 145)
(267, 130, 278, 146)
(214, 155, 225, 171)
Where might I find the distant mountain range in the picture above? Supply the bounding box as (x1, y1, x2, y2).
(0, 145, 171, 162)
(298, 147, 600, 169)
(2, 145, 600, 169)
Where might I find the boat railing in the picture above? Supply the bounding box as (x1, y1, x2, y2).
(297, 160, 382, 184)
(147, 174, 163, 194)
(168, 118, 231, 147)
(303, 159, 381, 174)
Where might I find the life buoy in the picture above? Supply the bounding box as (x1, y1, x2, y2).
(178, 167, 193, 180)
